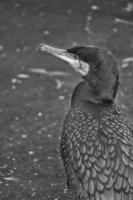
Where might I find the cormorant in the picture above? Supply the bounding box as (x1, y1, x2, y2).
(39, 44, 133, 200)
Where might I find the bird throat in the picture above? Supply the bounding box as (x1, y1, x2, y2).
(71, 81, 114, 107)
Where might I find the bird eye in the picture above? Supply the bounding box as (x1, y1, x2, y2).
(73, 54, 78, 60)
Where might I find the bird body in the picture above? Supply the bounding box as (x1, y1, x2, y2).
(61, 90, 133, 199)
(39, 44, 133, 199)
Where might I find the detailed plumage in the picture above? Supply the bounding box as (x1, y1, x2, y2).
(61, 99, 133, 200)
(39, 44, 133, 200)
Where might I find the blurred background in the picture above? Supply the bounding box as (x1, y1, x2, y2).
(0, 0, 133, 199)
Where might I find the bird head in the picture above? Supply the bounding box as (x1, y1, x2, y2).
(39, 44, 119, 104)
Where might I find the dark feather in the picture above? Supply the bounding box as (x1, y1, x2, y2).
(61, 104, 133, 199)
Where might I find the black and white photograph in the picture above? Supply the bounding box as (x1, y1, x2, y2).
(0, 0, 133, 199)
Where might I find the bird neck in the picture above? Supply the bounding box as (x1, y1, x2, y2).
(71, 81, 116, 107)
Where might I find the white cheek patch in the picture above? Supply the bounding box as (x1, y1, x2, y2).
(57, 55, 90, 76)
(70, 60, 90, 76)
(79, 60, 90, 76)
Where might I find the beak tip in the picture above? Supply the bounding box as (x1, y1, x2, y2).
(37, 43, 46, 52)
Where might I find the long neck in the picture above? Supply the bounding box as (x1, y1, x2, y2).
(85, 56, 119, 102)
(71, 81, 115, 107)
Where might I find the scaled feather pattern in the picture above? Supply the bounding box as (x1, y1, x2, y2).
(61, 104, 133, 200)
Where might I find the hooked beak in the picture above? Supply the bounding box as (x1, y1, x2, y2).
(38, 43, 89, 76)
